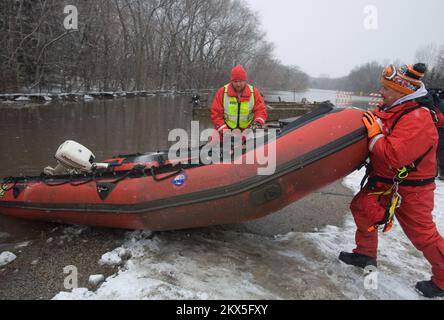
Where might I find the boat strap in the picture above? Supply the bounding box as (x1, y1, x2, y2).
(151, 167, 184, 182)
(95, 164, 147, 201)
(13, 185, 27, 199)
(2, 162, 197, 201)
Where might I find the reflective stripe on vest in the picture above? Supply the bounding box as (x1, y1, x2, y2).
(223, 84, 255, 129)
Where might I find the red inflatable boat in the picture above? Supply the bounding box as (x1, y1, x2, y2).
(0, 104, 368, 231)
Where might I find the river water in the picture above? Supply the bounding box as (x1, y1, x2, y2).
(0, 95, 204, 178)
(0, 88, 370, 179)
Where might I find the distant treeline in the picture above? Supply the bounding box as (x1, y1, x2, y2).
(0, 0, 309, 93)
(311, 45, 444, 94)
(310, 62, 384, 94)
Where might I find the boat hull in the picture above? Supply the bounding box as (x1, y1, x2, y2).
(0, 107, 368, 231)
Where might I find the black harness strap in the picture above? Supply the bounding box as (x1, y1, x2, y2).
(408, 145, 433, 171)
(368, 176, 435, 188)
(365, 145, 434, 189)
(388, 105, 424, 134)
(359, 159, 372, 190)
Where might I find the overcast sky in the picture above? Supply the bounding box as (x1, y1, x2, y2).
(244, 0, 444, 78)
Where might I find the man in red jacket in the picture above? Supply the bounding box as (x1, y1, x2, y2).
(211, 65, 267, 136)
(339, 63, 444, 298)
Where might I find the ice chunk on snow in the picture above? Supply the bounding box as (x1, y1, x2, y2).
(99, 252, 121, 266)
(89, 275, 105, 287)
(0, 252, 17, 267)
(99, 247, 130, 266)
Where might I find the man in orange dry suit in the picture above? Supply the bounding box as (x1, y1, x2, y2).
(210, 65, 267, 138)
(339, 63, 444, 298)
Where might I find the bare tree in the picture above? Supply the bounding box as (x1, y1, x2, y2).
(0, 0, 310, 93)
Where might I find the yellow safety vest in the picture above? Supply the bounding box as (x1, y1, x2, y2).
(223, 84, 255, 129)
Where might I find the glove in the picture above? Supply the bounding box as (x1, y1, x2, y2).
(363, 111, 382, 139)
(250, 121, 263, 130)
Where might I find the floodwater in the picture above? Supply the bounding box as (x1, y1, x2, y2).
(0, 95, 210, 178)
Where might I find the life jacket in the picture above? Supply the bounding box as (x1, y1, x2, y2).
(223, 84, 255, 129)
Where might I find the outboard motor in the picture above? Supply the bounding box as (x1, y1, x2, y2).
(44, 140, 109, 175)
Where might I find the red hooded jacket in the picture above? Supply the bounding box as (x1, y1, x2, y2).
(210, 83, 268, 132)
(369, 100, 440, 180)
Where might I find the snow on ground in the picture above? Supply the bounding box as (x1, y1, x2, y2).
(53, 170, 444, 300)
(299, 169, 443, 300)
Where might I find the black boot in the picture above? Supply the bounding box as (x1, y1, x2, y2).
(416, 281, 444, 298)
(339, 252, 377, 269)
